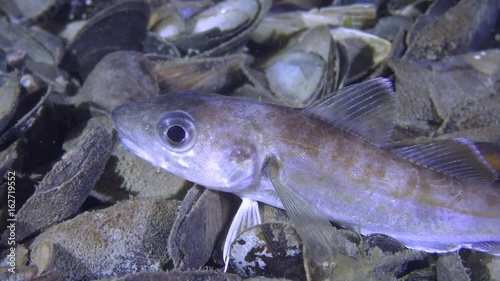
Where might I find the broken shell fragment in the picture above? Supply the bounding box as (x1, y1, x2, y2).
(452, 49, 500, 78)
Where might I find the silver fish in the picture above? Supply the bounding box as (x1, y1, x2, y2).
(112, 78, 500, 266)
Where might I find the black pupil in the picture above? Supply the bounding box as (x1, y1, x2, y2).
(167, 125, 186, 143)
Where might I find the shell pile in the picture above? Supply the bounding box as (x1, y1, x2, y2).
(0, 0, 499, 280)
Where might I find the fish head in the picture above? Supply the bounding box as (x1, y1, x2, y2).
(112, 91, 263, 191)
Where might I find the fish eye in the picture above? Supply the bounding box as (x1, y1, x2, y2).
(157, 111, 196, 151)
(167, 125, 186, 143)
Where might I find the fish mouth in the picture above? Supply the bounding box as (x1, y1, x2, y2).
(116, 133, 158, 166)
(112, 105, 160, 166)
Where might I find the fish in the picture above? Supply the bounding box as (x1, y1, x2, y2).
(111, 78, 500, 267)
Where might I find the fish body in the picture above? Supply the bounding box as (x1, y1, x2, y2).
(267, 115, 500, 253)
(112, 79, 500, 257)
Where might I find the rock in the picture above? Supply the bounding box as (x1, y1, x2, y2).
(30, 198, 179, 280)
(437, 252, 470, 281)
(404, 0, 498, 61)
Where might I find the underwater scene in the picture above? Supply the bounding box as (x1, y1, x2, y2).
(0, 0, 499, 280)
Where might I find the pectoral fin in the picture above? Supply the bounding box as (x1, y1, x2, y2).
(267, 158, 339, 263)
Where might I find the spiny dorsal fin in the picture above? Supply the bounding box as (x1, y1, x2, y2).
(394, 138, 498, 184)
(303, 78, 395, 147)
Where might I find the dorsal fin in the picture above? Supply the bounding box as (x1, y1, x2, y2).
(303, 78, 395, 147)
(394, 138, 498, 184)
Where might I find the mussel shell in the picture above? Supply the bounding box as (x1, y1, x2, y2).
(273, 0, 324, 10)
(263, 25, 349, 107)
(1, 120, 112, 243)
(144, 35, 182, 59)
(362, 233, 406, 255)
(154, 53, 246, 94)
(73, 51, 159, 113)
(0, 0, 56, 22)
(0, 140, 18, 179)
(266, 51, 326, 106)
(228, 222, 305, 279)
(0, 20, 67, 91)
(148, 4, 187, 39)
(0, 20, 63, 65)
(0, 87, 52, 152)
(171, 0, 272, 57)
(251, 3, 377, 44)
(60, 1, 150, 80)
(168, 186, 231, 270)
(331, 27, 391, 82)
(0, 72, 20, 134)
